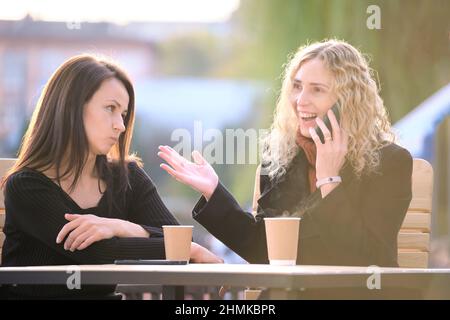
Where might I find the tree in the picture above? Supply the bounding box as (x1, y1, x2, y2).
(231, 0, 450, 122)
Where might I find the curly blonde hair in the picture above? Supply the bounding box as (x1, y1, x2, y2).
(261, 39, 396, 181)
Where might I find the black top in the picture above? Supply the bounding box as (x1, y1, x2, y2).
(1, 162, 179, 299)
(193, 143, 413, 268)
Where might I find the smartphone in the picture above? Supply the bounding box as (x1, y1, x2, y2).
(314, 103, 341, 143)
(114, 259, 188, 265)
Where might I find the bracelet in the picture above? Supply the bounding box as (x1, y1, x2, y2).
(316, 176, 342, 189)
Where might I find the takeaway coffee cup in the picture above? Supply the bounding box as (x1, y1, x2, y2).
(162, 225, 193, 263)
(264, 217, 301, 266)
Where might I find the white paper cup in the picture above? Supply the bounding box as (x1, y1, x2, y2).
(162, 225, 193, 263)
(264, 217, 301, 266)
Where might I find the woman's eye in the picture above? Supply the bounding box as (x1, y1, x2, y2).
(106, 105, 115, 112)
(293, 83, 301, 90)
(121, 113, 127, 119)
(313, 87, 322, 93)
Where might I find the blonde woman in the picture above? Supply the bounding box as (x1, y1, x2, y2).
(158, 39, 413, 269)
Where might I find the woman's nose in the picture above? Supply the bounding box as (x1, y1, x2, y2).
(295, 91, 310, 107)
(114, 117, 126, 133)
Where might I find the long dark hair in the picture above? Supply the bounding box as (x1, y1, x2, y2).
(3, 54, 140, 214)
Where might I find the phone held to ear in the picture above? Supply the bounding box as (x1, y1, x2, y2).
(314, 103, 341, 143)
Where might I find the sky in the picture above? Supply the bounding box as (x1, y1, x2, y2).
(0, 0, 241, 23)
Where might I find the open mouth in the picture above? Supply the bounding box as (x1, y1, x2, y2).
(299, 112, 317, 122)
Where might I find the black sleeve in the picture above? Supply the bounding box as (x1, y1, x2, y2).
(127, 162, 179, 237)
(305, 146, 413, 266)
(192, 183, 269, 263)
(5, 171, 169, 264)
(193, 146, 413, 266)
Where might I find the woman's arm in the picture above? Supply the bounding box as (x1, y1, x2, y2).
(56, 213, 151, 251)
(5, 171, 168, 264)
(192, 182, 270, 264)
(158, 145, 269, 263)
(60, 162, 179, 251)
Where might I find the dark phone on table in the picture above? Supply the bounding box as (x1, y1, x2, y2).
(114, 259, 188, 265)
(314, 103, 341, 143)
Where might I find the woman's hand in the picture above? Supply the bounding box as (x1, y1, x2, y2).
(309, 109, 349, 197)
(190, 242, 224, 263)
(56, 214, 117, 251)
(158, 145, 219, 201)
(56, 214, 150, 251)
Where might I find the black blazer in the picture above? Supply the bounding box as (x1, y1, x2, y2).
(193, 143, 413, 267)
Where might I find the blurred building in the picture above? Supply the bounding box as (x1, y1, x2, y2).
(0, 16, 241, 157)
(0, 16, 156, 155)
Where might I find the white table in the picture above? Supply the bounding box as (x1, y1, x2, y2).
(1, 264, 450, 299)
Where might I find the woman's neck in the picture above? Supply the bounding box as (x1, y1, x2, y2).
(82, 154, 97, 179)
(45, 153, 98, 183)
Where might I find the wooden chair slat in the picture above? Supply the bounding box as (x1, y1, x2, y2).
(401, 212, 431, 232)
(398, 232, 430, 251)
(398, 251, 429, 268)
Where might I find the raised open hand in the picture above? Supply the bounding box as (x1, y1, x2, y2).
(158, 145, 219, 200)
